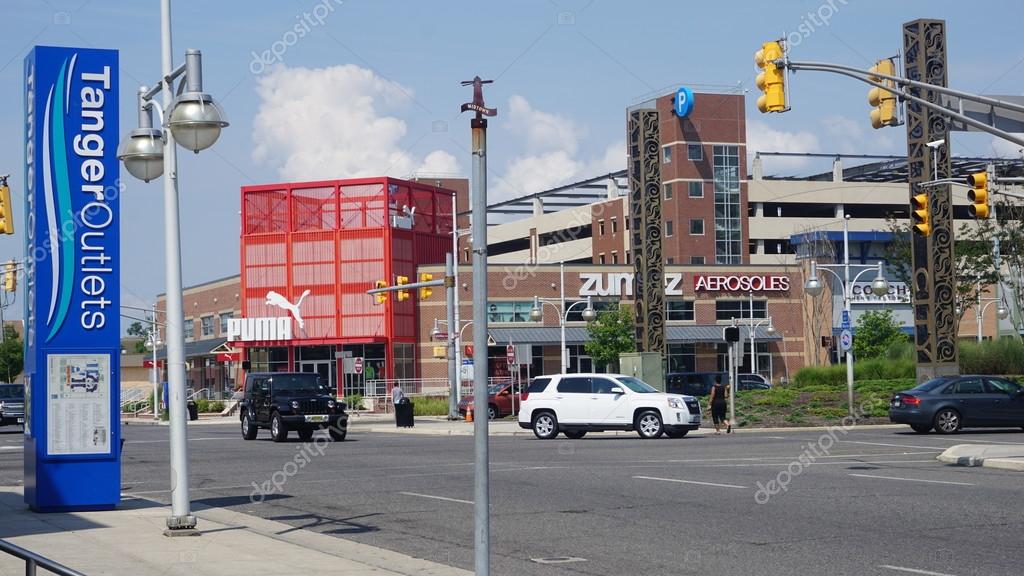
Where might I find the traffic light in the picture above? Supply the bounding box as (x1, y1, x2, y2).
(754, 41, 787, 113)
(0, 181, 13, 235)
(419, 273, 433, 299)
(911, 192, 930, 236)
(3, 260, 16, 293)
(373, 280, 388, 305)
(396, 275, 410, 302)
(967, 171, 989, 218)
(868, 58, 899, 129)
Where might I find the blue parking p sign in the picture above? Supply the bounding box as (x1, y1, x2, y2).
(674, 87, 694, 118)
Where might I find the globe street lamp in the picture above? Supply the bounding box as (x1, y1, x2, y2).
(530, 292, 596, 373)
(116, 0, 228, 536)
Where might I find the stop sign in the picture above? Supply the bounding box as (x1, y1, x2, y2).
(506, 344, 515, 366)
(354, 357, 364, 375)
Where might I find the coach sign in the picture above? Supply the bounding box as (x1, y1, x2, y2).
(23, 46, 121, 512)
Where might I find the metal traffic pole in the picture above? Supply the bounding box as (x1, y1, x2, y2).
(462, 76, 496, 576)
(445, 253, 458, 419)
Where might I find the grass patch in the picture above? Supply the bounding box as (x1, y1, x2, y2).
(731, 378, 913, 428)
(412, 395, 450, 416)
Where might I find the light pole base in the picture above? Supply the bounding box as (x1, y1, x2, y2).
(165, 515, 199, 537)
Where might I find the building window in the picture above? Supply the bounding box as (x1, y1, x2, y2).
(566, 300, 618, 322)
(611, 251, 618, 264)
(219, 312, 232, 335)
(688, 144, 703, 161)
(662, 146, 672, 164)
(715, 300, 768, 321)
(201, 316, 214, 338)
(598, 253, 606, 264)
(668, 343, 696, 373)
(487, 301, 533, 323)
(598, 219, 605, 235)
(611, 217, 618, 234)
(184, 318, 194, 340)
(690, 255, 705, 265)
(666, 257, 674, 265)
(664, 182, 673, 200)
(667, 300, 695, 321)
(248, 347, 289, 373)
(688, 181, 703, 198)
(393, 343, 415, 380)
(689, 218, 704, 235)
(666, 220, 674, 237)
(713, 145, 742, 264)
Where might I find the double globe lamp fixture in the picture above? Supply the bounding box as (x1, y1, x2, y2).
(804, 261, 890, 299)
(117, 49, 228, 182)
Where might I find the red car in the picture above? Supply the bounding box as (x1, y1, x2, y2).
(458, 383, 522, 420)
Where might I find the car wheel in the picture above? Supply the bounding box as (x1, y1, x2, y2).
(298, 428, 315, 442)
(665, 429, 689, 438)
(636, 411, 664, 439)
(270, 413, 288, 442)
(329, 427, 347, 441)
(241, 413, 258, 440)
(933, 408, 962, 434)
(532, 411, 559, 440)
(910, 424, 932, 434)
(488, 405, 498, 420)
(563, 430, 587, 439)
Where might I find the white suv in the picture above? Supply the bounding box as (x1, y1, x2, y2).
(517, 373, 701, 440)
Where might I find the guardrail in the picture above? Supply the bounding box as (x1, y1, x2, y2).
(119, 389, 150, 418)
(0, 538, 86, 576)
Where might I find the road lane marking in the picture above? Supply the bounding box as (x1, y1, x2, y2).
(850, 473, 974, 486)
(880, 565, 958, 576)
(126, 437, 233, 444)
(399, 491, 473, 505)
(844, 441, 947, 450)
(633, 476, 747, 489)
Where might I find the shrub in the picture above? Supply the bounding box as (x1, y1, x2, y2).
(959, 338, 1024, 375)
(885, 339, 915, 361)
(344, 394, 364, 411)
(412, 395, 450, 416)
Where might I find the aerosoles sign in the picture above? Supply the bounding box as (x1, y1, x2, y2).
(24, 46, 120, 512)
(578, 272, 790, 296)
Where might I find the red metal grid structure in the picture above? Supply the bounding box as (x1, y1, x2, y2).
(238, 177, 454, 381)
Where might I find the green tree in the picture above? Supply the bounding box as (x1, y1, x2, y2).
(0, 325, 24, 382)
(853, 309, 906, 361)
(127, 320, 152, 353)
(585, 305, 635, 372)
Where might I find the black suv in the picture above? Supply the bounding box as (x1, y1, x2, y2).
(0, 383, 25, 429)
(239, 372, 348, 442)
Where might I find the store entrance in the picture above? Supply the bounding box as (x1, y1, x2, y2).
(296, 345, 337, 396)
(298, 360, 334, 392)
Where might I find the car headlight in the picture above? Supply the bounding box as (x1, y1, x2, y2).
(290, 400, 300, 410)
(667, 397, 685, 409)
(327, 399, 336, 409)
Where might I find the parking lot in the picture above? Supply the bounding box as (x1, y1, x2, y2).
(3, 423, 1024, 576)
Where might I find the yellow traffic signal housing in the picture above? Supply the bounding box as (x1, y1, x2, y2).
(868, 59, 899, 129)
(3, 260, 16, 293)
(373, 280, 388, 305)
(0, 183, 13, 235)
(396, 275, 410, 302)
(911, 192, 930, 236)
(967, 172, 989, 218)
(419, 273, 433, 299)
(754, 41, 787, 113)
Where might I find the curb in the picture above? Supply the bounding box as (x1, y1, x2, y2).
(937, 444, 1024, 471)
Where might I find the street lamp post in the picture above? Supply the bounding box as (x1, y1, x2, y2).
(150, 303, 161, 420)
(530, 265, 597, 373)
(746, 291, 776, 378)
(976, 292, 1009, 342)
(116, 0, 228, 535)
(804, 216, 889, 418)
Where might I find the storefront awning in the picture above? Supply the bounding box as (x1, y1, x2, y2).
(154, 337, 228, 361)
(488, 325, 782, 346)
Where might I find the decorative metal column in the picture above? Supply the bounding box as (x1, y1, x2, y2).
(903, 19, 958, 381)
(628, 108, 665, 354)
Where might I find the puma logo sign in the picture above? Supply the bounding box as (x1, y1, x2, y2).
(265, 289, 311, 330)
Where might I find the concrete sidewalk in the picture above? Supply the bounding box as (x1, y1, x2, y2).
(0, 487, 469, 576)
(937, 444, 1024, 471)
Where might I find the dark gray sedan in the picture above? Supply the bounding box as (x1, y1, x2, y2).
(889, 375, 1024, 434)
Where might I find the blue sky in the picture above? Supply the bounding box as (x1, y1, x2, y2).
(1, 0, 1023, 331)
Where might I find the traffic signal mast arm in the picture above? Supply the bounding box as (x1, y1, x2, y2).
(366, 277, 449, 295)
(782, 59, 1024, 149)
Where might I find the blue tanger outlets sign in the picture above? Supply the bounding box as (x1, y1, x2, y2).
(24, 46, 121, 512)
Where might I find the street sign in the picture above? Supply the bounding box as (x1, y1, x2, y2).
(465, 344, 474, 357)
(841, 310, 851, 329)
(840, 329, 853, 352)
(506, 344, 516, 367)
(354, 357, 364, 375)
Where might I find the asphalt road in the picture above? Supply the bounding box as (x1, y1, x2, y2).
(3, 422, 1024, 576)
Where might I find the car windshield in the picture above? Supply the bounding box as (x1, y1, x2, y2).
(617, 376, 658, 393)
(0, 385, 23, 400)
(911, 377, 952, 393)
(271, 374, 328, 396)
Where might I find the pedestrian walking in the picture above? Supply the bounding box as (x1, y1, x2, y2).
(391, 383, 405, 405)
(708, 377, 731, 434)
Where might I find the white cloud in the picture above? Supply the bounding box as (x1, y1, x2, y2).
(491, 96, 622, 202)
(252, 64, 459, 180)
(990, 134, 1024, 159)
(746, 120, 820, 173)
(822, 114, 898, 155)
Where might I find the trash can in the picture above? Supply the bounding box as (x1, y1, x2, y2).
(187, 400, 199, 421)
(395, 398, 414, 428)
